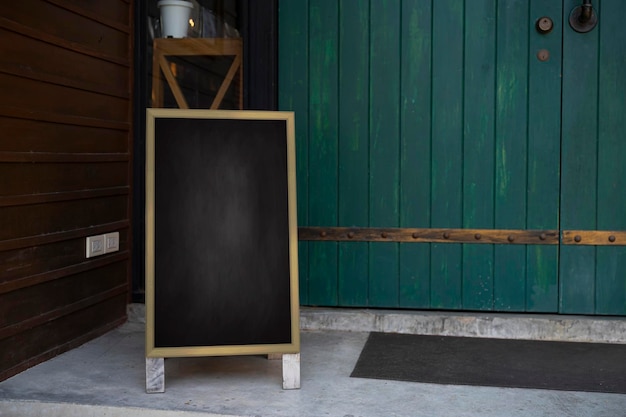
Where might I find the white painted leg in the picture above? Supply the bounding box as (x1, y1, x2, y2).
(146, 357, 165, 393)
(282, 353, 300, 389)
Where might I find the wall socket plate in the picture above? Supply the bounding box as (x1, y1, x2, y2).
(86, 235, 105, 258)
(104, 232, 120, 253)
(86, 232, 120, 258)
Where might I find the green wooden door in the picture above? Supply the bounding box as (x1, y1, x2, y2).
(560, 0, 626, 315)
(278, 0, 626, 315)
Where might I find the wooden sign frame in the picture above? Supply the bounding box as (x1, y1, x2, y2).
(145, 109, 299, 359)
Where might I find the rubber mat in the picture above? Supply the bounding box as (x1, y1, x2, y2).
(351, 332, 626, 393)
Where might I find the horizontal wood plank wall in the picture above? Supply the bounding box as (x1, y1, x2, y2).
(0, 0, 132, 382)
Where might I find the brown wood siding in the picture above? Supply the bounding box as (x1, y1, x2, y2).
(0, 0, 132, 382)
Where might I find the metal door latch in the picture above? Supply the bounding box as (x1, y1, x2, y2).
(569, 0, 598, 33)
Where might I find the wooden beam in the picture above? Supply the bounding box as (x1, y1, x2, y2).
(298, 227, 559, 245)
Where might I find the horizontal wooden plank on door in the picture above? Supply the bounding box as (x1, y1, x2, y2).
(300, 227, 559, 244)
(562, 231, 626, 245)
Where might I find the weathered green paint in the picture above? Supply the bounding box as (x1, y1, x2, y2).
(430, 0, 464, 309)
(337, 1, 369, 306)
(561, 0, 626, 315)
(462, 0, 496, 310)
(399, 0, 432, 308)
(278, 0, 309, 304)
(278, 0, 626, 315)
(369, 0, 401, 307)
(493, 0, 530, 311)
(307, 1, 338, 305)
(595, 0, 626, 315)
(525, 0, 561, 311)
(560, 0, 599, 314)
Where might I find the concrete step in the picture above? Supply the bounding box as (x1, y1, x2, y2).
(131, 303, 626, 344)
(298, 307, 626, 344)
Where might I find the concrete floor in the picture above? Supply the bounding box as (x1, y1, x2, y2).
(1, 307, 626, 417)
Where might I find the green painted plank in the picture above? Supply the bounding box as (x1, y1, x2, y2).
(559, 0, 599, 314)
(494, 245, 526, 311)
(430, 0, 464, 309)
(595, 0, 626, 315)
(493, 0, 529, 311)
(461, 0, 496, 310)
(399, 0, 432, 308)
(337, 241, 368, 306)
(525, 0, 562, 312)
(526, 245, 558, 311)
(307, 0, 338, 305)
(560, 245, 596, 313)
(369, 0, 401, 307)
(337, 1, 370, 306)
(278, 0, 310, 305)
(595, 246, 626, 315)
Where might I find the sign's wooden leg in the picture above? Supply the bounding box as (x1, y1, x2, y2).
(146, 357, 165, 393)
(282, 353, 300, 389)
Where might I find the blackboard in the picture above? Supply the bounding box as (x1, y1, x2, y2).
(145, 109, 299, 357)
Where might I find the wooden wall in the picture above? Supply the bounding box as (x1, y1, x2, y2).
(0, 0, 133, 381)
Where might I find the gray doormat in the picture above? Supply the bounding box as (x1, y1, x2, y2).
(351, 332, 626, 393)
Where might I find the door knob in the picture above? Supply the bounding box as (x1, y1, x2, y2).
(569, 0, 598, 33)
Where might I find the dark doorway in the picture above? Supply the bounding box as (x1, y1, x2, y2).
(132, 0, 278, 302)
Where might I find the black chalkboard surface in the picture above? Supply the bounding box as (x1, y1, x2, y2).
(145, 109, 299, 358)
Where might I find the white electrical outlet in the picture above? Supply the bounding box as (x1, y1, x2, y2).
(86, 235, 105, 258)
(104, 232, 120, 253)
